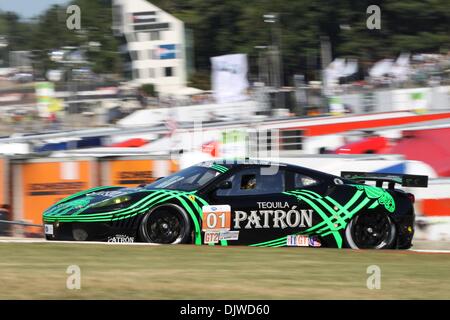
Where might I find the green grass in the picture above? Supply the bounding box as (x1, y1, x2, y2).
(0, 243, 449, 299)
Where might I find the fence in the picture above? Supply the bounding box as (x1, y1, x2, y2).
(332, 85, 450, 114)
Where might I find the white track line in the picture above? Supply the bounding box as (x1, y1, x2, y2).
(409, 249, 450, 253)
(0, 239, 159, 246)
(1, 239, 450, 252)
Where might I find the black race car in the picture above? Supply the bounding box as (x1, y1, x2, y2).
(43, 159, 428, 249)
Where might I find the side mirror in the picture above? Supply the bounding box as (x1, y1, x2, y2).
(218, 181, 232, 190)
(155, 177, 164, 181)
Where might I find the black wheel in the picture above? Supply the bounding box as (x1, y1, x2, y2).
(138, 204, 191, 244)
(345, 212, 396, 249)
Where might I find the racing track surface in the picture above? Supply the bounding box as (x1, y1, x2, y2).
(0, 238, 449, 299)
(1, 238, 450, 253)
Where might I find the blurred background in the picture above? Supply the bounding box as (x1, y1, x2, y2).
(0, 0, 449, 242)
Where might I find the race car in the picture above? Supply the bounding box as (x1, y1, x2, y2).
(43, 159, 428, 249)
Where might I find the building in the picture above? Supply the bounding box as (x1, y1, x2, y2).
(112, 0, 187, 94)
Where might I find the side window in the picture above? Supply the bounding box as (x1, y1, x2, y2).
(294, 173, 319, 188)
(240, 174, 256, 190)
(216, 168, 285, 196)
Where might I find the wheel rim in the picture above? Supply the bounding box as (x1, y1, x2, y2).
(145, 209, 185, 244)
(350, 212, 394, 249)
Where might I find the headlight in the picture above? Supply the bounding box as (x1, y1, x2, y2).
(91, 196, 132, 209)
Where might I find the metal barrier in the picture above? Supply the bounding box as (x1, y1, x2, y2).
(0, 219, 43, 237)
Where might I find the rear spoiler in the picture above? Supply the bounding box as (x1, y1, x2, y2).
(341, 171, 428, 189)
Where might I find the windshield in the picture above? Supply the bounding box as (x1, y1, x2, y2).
(145, 166, 222, 191)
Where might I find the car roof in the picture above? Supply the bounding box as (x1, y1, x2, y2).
(198, 158, 339, 180)
(199, 158, 286, 168)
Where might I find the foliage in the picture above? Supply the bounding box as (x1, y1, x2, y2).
(140, 83, 157, 97)
(188, 70, 211, 90)
(0, 0, 121, 76)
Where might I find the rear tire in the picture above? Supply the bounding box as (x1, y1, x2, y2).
(138, 204, 191, 244)
(345, 212, 396, 249)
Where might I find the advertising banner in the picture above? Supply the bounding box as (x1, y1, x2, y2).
(0, 157, 7, 205)
(35, 81, 54, 117)
(14, 159, 97, 228)
(101, 158, 175, 187)
(211, 54, 249, 104)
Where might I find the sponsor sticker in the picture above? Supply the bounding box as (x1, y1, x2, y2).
(202, 205, 231, 231)
(287, 235, 309, 247)
(308, 236, 322, 247)
(234, 203, 313, 230)
(218, 230, 240, 241)
(204, 230, 240, 244)
(44, 224, 54, 235)
(204, 231, 219, 244)
(107, 235, 135, 243)
(287, 235, 322, 247)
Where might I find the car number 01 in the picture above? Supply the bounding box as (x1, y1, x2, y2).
(201, 205, 231, 231)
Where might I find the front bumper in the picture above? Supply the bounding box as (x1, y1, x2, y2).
(44, 221, 116, 241)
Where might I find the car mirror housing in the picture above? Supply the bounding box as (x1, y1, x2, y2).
(218, 181, 232, 190)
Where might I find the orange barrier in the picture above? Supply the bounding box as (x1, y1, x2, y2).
(0, 156, 178, 236)
(420, 199, 450, 217)
(0, 157, 8, 205)
(12, 158, 97, 230)
(100, 157, 179, 187)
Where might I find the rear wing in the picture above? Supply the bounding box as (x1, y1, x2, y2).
(340, 171, 428, 189)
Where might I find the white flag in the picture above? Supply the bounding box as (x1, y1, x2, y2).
(342, 59, 358, 77)
(369, 59, 394, 77)
(211, 54, 249, 104)
(389, 53, 410, 81)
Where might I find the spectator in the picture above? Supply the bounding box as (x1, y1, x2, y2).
(0, 204, 11, 236)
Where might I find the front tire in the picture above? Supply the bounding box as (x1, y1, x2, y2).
(345, 212, 396, 249)
(138, 204, 191, 244)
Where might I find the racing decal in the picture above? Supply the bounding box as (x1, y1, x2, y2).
(257, 201, 289, 209)
(204, 230, 239, 244)
(44, 189, 210, 246)
(287, 235, 309, 246)
(44, 224, 54, 235)
(251, 188, 370, 248)
(45, 197, 93, 217)
(107, 234, 135, 243)
(218, 230, 239, 241)
(202, 205, 231, 231)
(52, 185, 119, 206)
(233, 205, 313, 229)
(197, 161, 229, 173)
(204, 231, 219, 244)
(286, 235, 321, 247)
(87, 189, 142, 198)
(309, 236, 322, 247)
(210, 164, 229, 173)
(353, 185, 395, 212)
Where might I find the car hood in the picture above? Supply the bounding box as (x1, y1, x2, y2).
(43, 186, 199, 222)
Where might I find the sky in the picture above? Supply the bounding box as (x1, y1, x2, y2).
(0, 0, 70, 20)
